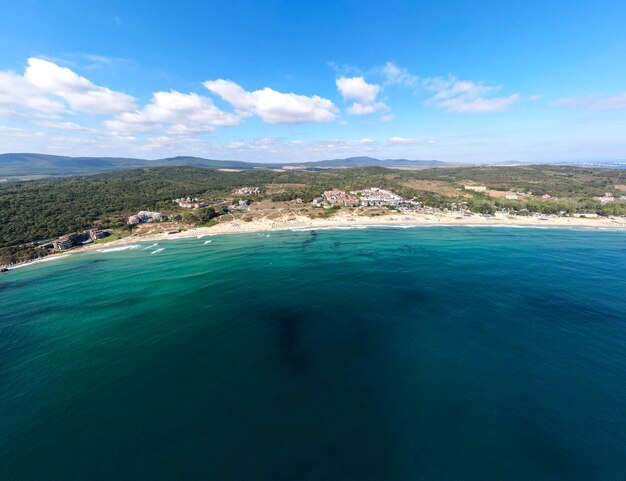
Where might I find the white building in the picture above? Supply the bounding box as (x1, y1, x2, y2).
(176, 197, 208, 209)
(130, 211, 162, 224)
(236, 187, 260, 195)
(358, 188, 403, 207)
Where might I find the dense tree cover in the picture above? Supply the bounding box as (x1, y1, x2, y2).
(0, 167, 248, 248)
(181, 207, 224, 226)
(1, 165, 625, 265)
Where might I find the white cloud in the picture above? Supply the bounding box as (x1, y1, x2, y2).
(2, 58, 339, 137)
(388, 136, 418, 145)
(35, 120, 95, 132)
(377, 62, 419, 88)
(346, 101, 389, 115)
(204, 79, 338, 124)
(350, 137, 375, 145)
(141, 135, 205, 151)
(437, 95, 520, 113)
(552, 92, 626, 110)
(104, 90, 243, 133)
(0, 70, 67, 118)
(221, 136, 382, 158)
(423, 75, 519, 113)
(24, 58, 136, 114)
(249, 137, 280, 149)
(336, 76, 380, 104)
(336, 76, 389, 116)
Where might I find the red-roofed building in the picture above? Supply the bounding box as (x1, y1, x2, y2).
(323, 190, 359, 207)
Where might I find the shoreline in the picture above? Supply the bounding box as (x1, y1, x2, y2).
(3, 213, 626, 271)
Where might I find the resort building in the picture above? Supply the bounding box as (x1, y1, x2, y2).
(52, 235, 74, 251)
(323, 190, 359, 207)
(129, 211, 162, 224)
(138, 211, 162, 221)
(176, 197, 208, 209)
(89, 229, 107, 240)
(236, 187, 260, 195)
(52, 232, 86, 251)
(358, 188, 404, 207)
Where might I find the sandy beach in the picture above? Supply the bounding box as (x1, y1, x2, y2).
(5, 212, 624, 271)
(87, 211, 626, 244)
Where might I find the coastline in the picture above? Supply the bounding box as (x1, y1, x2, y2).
(4, 212, 626, 271)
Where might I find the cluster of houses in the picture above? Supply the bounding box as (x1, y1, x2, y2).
(51, 229, 108, 251)
(357, 188, 404, 207)
(236, 186, 261, 195)
(321, 188, 406, 207)
(128, 211, 163, 225)
(323, 190, 360, 207)
(173, 197, 209, 209)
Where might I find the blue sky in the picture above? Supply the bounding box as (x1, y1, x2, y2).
(0, 0, 625, 162)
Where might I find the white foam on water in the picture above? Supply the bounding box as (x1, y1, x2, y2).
(289, 223, 626, 233)
(97, 245, 141, 253)
(373, 224, 418, 229)
(9, 254, 72, 270)
(143, 243, 159, 250)
(291, 225, 379, 232)
(203, 240, 213, 245)
(151, 248, 165, 254)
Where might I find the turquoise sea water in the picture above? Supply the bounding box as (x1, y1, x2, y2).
(1, 227, 625, 480)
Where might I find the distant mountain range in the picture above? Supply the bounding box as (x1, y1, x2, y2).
(0, 153, 447, 177)
(294, 156, 446, 169)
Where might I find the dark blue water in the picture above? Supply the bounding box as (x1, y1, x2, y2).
(1, 227, 625, 480)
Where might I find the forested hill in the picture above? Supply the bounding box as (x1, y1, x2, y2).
(0, 153, 445, 177)
(0, 153, 265, 176)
